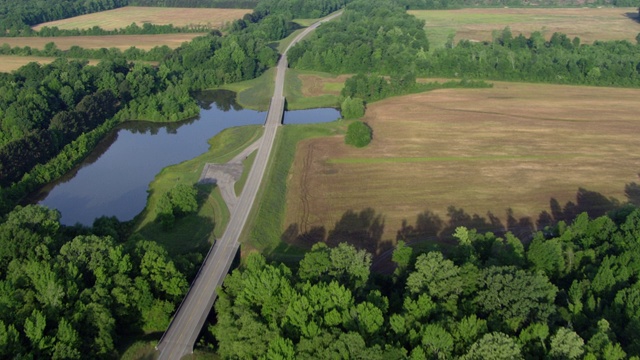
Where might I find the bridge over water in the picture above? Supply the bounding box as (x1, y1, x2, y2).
(156, 11, 343, 360)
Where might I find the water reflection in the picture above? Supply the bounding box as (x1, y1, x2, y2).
(33, 90, 341, 226)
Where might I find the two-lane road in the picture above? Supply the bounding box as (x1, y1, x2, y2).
(156, 10, 342, 360)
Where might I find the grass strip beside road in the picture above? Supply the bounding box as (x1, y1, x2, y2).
(243, 121, 347, 256)
(235, 150, 257, 196)
(133, 125, 263, 254)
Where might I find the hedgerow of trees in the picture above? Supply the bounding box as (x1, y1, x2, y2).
(211, 207, 640, 359)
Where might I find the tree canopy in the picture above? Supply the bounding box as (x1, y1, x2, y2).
(211, 208, 640, 359)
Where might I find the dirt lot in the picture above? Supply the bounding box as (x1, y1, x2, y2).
(0, 33, 204, 50)
(284, 82, 640, 251)
(33, 6, 250, 31)
(410, 7, 640, 47)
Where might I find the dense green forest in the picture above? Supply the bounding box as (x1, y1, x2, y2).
(289, 0, 640, 88)
(211, 207, 640, 359)
(0, 204, 199, 358)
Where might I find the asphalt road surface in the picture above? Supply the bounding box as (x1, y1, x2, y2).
(155, 10, 343, 360)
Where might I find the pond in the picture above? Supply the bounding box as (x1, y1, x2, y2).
(32, 90, 340, 226)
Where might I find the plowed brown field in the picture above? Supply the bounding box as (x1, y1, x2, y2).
(285, 82, 640, 251)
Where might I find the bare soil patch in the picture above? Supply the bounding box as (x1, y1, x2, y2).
(33, 6, 250, 31)
(285, 82, 640, 250)
(0, 33, 203, 50)
(410, 7, 640, 45)
(299, 74, 350, 97)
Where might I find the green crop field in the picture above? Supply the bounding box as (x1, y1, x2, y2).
(410, 7, 640, 48)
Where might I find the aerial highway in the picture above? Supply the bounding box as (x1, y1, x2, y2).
(156, 10, 343, 360)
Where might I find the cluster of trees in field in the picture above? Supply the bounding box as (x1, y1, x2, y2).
(0, 0, 128, 36)
(290, 0, 640, 88)
(0, 204, 193, 358)
(156, 184, 199, 229)
(211, 206, 640, 359)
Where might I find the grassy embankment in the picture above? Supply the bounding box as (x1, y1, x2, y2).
(132, 125, 263, 254)
(410, 7, 640, 48)
(242, 120, 350, 260)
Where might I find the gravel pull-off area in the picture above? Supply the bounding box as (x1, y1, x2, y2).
(198, 140, 261, 211)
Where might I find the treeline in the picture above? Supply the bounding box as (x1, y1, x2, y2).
(290, 0, 640, 88)
(211, 206, 640, 358)
(255, 0, 349, 19)
(0, 0, 128, 36)
(421, 30, 640, 87)
(396, 0, 639, 9)
(288, 0, 429, 75)
(341, 73, 491, 103)
(0, 42, 172, 62)
(0, 204, 197, 358)
(2, 21, 210, 38)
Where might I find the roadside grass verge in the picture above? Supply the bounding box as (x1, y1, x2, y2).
(242, 120, 348, 257)
(234, 150, 257, 196)
(133, 125, 263, 254)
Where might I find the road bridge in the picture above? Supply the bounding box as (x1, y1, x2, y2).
(155, 10, 342, 360)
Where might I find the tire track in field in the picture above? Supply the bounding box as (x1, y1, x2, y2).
(298, 142, 315, 233)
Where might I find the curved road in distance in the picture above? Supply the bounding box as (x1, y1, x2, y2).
(156, 10, 343, 360)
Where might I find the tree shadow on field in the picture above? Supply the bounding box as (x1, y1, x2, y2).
(624, 12, 640, 24)
(281, 207, 393, 256)
(280, 185, 637, 272)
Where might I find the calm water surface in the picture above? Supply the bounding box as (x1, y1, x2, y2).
(34, 90, 340, 225)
